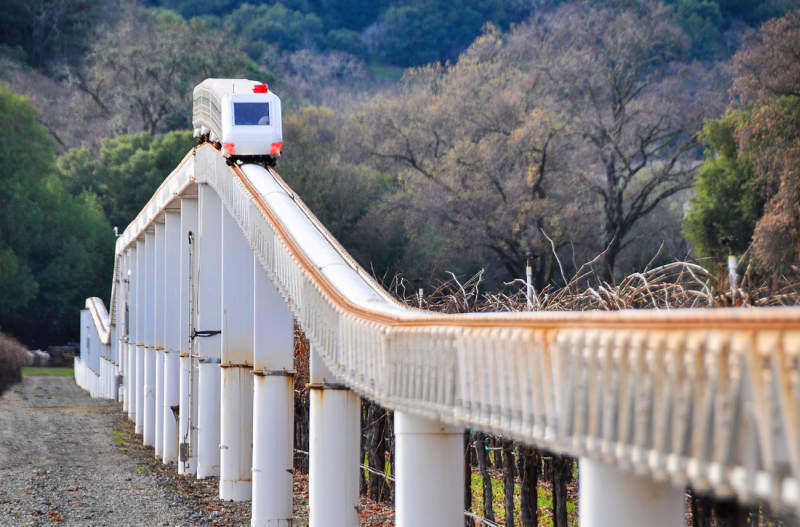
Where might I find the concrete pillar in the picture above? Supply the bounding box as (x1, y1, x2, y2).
(579, 457, 685, 527)
(309, 348, 360, 527)
(144, 229, 156, 447)
(136, 238, 145, 434)
(220, 208, 254, 501)
(251, 255, 295, 527)
(179, 197, 198, 475)
(395, 412, 464, 527)
(163, 209, 181, 464)
(196, 184, 222, 479)
(154, 221, 165, 458)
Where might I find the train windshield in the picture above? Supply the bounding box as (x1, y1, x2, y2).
(234, 102, 270, 126)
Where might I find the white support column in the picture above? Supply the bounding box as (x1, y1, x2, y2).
(251, 256, 295, 527)
(154, 221, 166, 458)
(163, 209, 181, 464)
(121, 251, 129, 413)
(179, 197, 198, 475)
(579, 458, 685, 527)
(309, 348, 360, 527)
(220, 208, 254, 501)
(394, 412, 464, 527)
(144, 229, 156, 447)
(126, 247, 136, 419)
(196, 184, 222, 479)
(136, 238, 146, 434)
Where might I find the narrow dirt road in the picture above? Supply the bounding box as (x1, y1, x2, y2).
(0, 376, 197, 526)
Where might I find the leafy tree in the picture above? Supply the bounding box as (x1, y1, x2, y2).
(683, 115, 762, 258)
(0, 0, 103, 67)
(58, 130, 194, 230)
(730, 10, 800, 274)
(347, 27, 586, 285)
(75, 6, 270, 135)
(524, 2, 716, 279)
(227, 3, 324, 59)
(669, 0, 725, 60)
(0, 85, 114, 345)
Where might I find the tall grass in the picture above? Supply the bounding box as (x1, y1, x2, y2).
(0, 331, 27, 396)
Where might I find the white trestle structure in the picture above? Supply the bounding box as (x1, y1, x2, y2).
(76, 144, 800, 526)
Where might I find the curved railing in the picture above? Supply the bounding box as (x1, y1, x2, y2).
(87, 143, 800, 514)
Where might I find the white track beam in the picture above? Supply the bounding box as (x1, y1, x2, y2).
(163, 209, 181, 464)
(220, 208, 254, 501)
(178, 197, 198, 475)
(579, 458, 685, 527)
(309, 347, 360, 527)
(395, 412, 464, 527)
(196, 184, 222, 479)
(143, 229, 156, 447)
(135, 238, 145, 434)
(154, 221, 165, 458)
(251, 255, 295, 527)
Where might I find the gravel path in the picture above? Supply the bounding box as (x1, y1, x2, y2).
(0, 376, 197, 526)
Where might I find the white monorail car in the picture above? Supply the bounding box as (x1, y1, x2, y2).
(192, 78, 283, 165)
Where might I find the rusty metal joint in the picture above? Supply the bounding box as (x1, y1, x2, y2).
(254, 369, 296, 377)
(306, 382, 350, 391)
(191, 329, 221, 339)
(219, 362, 253, 369)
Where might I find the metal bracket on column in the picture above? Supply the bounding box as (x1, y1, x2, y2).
(254, 369, 296, 377)
(191, 329, 221, 339)
(306, 382, 350, 391)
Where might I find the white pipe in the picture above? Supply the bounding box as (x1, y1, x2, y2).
(178, 197, 198, 475)
(220, 207, 254, 501)
(309, 347, 360, 527)
(154, 221, 166, 458)
(251, 255, 295, 526)
(178, 354, 197, 475)
(395, 411, 464, 527)
(196, 185, 222, 479)
(197, 360, 221, 478)
(579, 457, 685, 527)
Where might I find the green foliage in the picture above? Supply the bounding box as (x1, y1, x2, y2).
(0, 86, 114, 346)
(683, 114, 763, 258)
(0, 0, 103, 66)
(671, 0, 725, 59)
(58, 130, 194, 230)
(227, 3, 324, 59)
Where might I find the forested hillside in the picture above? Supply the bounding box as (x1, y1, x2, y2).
(1, 0, 799, 345)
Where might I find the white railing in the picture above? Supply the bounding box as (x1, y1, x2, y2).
(77, 143, 800, 526)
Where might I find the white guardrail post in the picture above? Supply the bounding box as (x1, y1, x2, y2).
(144, 228, 156, 447)
(579, 457, 685, 527)
(395, 412, 464, 526)
(197, 183, 222, 479)
(179, 196, 198, 475)
(155, 220, 166, 458)
(220, 207, 255, 501)
(163, 208, 181, 464)
(251, 254, 295, 526)
(135, 238, 145, 435)
(309, 347, 360, 527)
